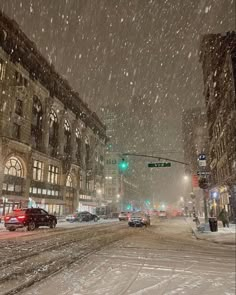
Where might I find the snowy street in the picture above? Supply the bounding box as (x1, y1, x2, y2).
(0, 218, 234, 295)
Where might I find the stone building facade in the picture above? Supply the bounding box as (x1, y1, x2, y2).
(182, 108, 209, 216)
(0, 12, 106, 216)
(200, 32, 236, 220)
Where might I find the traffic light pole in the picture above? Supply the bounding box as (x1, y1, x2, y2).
(122, 153, 189, 166)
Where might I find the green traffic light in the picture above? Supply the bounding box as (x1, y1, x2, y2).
(118, 159, 129, 171)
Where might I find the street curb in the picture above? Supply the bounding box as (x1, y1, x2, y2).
(184, 218, 235, 246)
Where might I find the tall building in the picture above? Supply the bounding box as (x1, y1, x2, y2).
(101, 99, 152, 209)
(200, 32, 236, 220)
(182, 108, 209, 215)
(182, 108, 209, 174)
(0, 12, 106, 216)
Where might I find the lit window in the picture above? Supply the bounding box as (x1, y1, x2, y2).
(48, 164, 59, 184)
(66, 174, 73, 187)
(4, 157, 24, 177)
(33, 160, 44, 181)
(0, 59, 6, 80)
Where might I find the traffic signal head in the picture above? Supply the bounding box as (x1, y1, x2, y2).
(118, 159, 129, 171)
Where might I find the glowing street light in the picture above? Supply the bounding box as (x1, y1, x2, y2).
(183, 175, 189, 181)
(97, 189, 102, 195)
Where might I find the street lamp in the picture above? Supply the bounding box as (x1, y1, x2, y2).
(97, 189, 102, 195)
(183, 175, 189, 181)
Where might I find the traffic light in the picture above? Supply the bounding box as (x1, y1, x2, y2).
(107, 143, 113, 150)
(118, 159, 129, 171)
(126, 203, 132, 210)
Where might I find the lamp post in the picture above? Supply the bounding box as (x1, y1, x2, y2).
(183, 175, 195, 215)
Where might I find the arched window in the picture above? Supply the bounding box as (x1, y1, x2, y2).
(66, 174, 73, 187)
(3, 156, 24, 195)
(31, 96, 43, 149)
(4, 157, 24, 177)
(64, 119, 71, 154)
(49, 109, 58, 156)
(75, 128, 82, 163)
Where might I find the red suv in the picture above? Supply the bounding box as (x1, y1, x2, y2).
(4, 208, 57, 231)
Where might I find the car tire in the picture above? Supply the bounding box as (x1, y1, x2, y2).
(8, 228, 16, 231)
(27, 221, 36, 231)
(49, 220, 56, 229)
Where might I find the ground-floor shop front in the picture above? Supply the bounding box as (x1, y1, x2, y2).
(0, 195, 65, 217)
(209, 185, 236, 221)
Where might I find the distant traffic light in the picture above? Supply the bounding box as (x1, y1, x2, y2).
(126, 203, 132, 210)
(145, 199, 151, 205)
(118, 158, 129, 171)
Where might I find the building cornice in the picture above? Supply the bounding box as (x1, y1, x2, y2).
(0, 11, 106, 140)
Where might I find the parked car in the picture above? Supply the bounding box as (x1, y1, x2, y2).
(128, 212, 150, 227)
(78, 211, 99, 222)
(66, 212, 80, 222)
(4, 208, 57, 231)
(118, 212, 130, 221)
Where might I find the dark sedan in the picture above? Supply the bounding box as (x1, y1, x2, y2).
(4, 208, 57, 231)
(78, 211, 99, 222)
(128, 212, 150, 227)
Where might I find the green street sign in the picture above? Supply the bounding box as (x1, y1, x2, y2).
(148, 162, 171, 168)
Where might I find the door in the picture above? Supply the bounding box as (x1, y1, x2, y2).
(39, 209, 48, 226)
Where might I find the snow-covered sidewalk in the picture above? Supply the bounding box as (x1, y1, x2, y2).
(185, 217, 236, 245)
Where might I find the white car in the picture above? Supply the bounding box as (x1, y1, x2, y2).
(159, 211, 167, 218)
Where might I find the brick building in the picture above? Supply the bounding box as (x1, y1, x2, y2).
(200, 32, 236, 220)
(0, 12, 106, 216)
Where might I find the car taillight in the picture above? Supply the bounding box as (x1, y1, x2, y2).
(17, 215, 26, 220)
(4, 216, 10, 221)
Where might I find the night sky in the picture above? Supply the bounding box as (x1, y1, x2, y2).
(0, 0, 235, 203)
